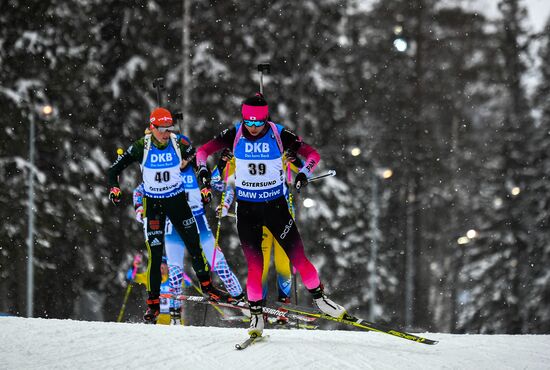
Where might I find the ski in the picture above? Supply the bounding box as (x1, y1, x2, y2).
(277, 302, 438, 345)
(162, 294, 317, 323)
(235, 334, 269, 350)
(221, 315, 318, 329)
(160, 293, 250, 316)
(266, 316, 318, 330)
(221, 315, 250, 322)
(261, 305, 317, 323)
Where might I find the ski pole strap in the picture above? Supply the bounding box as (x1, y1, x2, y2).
(268, 122, 284, 154)
(233, 125, 243, 153)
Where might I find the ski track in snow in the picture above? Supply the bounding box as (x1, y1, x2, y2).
(1, 317, 549, 370)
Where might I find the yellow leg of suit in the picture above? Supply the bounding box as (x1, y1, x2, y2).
(261, 226, 273, 300)
(261, 227, 292, 300)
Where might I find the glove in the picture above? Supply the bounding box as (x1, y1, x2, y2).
(216, 148, 234, 173)
(216, 204, 230, 218)
(285, 149, 297, 163)
(220, 148, 234, 162)
(294, 172, 308, 192)
(200, 186, 212, 204)
(135, 206, 144, 223)
(109, 187, 122, 205)
(197, 165, 211, 187)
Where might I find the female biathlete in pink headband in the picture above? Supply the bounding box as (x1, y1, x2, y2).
(195, 93, 347, 337)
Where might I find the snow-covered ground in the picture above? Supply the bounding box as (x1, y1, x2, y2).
(1, 317, 549, 370)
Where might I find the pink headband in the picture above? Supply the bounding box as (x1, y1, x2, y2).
(242, 104, 268, 121)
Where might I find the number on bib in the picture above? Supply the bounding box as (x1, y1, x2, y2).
(248, 163, 266, 175)
(155, 171, 170, 183)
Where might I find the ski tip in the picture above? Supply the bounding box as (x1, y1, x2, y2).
(235, 334, 269, 350)
(421, 338, 439, 345)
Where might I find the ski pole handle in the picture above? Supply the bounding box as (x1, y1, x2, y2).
(308, 170, 336, 183)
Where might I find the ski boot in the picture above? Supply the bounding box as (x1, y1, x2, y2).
(228, 292, 247, 307)
(248, 302, 264, 337)
(228, 292, 246, 305)
(200, 279, 231, 303)
(170, 306, 183, 326)
(143, 296, 160, 324)
(227, 292, 249, 317)
(310, 284, 347, 319)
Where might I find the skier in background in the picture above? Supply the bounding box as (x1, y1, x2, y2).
(107, 107, 229, 324)
(196, 93, 348, 337)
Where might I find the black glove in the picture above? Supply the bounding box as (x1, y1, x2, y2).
(197, 165, 211, 187)
(109, 187, 122, 205)
(220, 148, 234, 162)
(294, 173, 308, 192)
(216, 148, 234, 172)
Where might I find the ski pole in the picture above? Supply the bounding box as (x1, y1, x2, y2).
(117, 284, 133, 323)
(116, 253, 143, 322)
(308, 169, 336, 183)
(212, 161, 230, 269)
(182, 272, 226, 319)
(286, 164, 294, 218)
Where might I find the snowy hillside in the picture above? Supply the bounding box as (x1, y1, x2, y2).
(1, 317, 549, 370)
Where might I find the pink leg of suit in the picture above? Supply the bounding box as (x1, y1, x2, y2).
(237, 197, 320, 302)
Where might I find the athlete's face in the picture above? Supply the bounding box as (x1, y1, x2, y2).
(244, 123, 265, 136)
(151, 125, 173, 143)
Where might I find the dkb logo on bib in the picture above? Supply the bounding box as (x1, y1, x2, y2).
(150, 153, 173, 162)
(245, 142, 270, 153)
